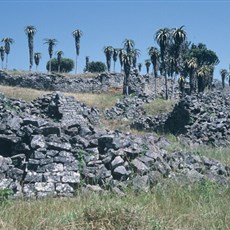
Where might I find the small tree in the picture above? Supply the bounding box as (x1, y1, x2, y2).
(104, 46, 113, 72)
(34, 52, 41, 71)
(2, 37, 14, 70)
(145, 59, 151, 74)
(46, 58, 74, 73)
(56, 50, 64, 73)
(0, 46, 5, 69)
(119, 49, 125, 72)
(88, 61, 106, 73)
(44, 38, 58, 73)
(220, 69, 228, 89)
(113, 48, 119, 72)
(85, 56, 90, 72)
(138, 63, 142, 72)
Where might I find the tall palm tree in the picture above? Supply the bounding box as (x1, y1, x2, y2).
(220, 69, 228, 89)
(56, 50, 64, 73)
(104, 46, 113, 72)
(123, 53, 132, 95)
(123, 39, 135, 55)
(0, 46, 5, 69)
(148, 46, 159, 95)
(44, 38, 57, 73)
(34, 52, 41, 71)
(132, 48, 141, 68)
(113, 48, 119, 72)
(2, 37, 14, 70)
(145, 59, 151, 74)
(155, 28, 171, 99)
(119, 49, 125, 72)
(24, 25, 37, 71)
(72, 29, 83, 74)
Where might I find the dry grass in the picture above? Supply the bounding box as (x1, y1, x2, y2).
(144, 98, 175, 116)
(0, 181, 230, 229)
(4, 69, 99, 79)
(0, 85, 121, 110)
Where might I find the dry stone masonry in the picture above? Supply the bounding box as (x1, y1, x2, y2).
(0, 92, 230, 198)
(131, 90, 230, 147)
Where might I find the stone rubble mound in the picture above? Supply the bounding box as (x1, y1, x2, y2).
(0, 92, 230, 198)
(131, 90, 230, 146)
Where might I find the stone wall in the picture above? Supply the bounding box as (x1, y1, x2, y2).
(131, 90, 230, 146)
(0, 92, 230, 198)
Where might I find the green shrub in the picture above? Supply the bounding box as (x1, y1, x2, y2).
(86, 61, 106, 73)
(46, 58, 74, 73)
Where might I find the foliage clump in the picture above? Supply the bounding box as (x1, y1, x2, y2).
(46, 58, 74, 73)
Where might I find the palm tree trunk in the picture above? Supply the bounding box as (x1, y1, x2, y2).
(5, 54, 8, 70)
(164, 74, 168, 100)
(171, 73, 176, 99)
(153, 66, 157, 97)
(49, 59, 51, 73)
(75, 55, 78, 74)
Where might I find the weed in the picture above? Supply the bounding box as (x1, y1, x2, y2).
(0, 189, 13, 205)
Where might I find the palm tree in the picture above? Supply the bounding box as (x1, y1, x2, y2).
(123, 53, 132, 95)
(104, 46, 113, 72)
(138, 63, 142, 72)
(72, 29, 83, 74)
(119, 49, 125, 72)
(155, 28, 171, 99)
(187, 57, 198, 93)
(132, 49, 141, 68)
(2, 37, 14, 70)
(113, 48, 119, 72)
(56, 50, 64, 73)
(172, 26, 187, 60)
(24, 25, 37, 71)
(85, 56, 89, 72)
(148, 46, 159, 95)
(0, 46, 5, 69)
(220, 69, 228, 89)
(145, 59, 151, 74)
(44, 38, 57, 73)
(123, 39, 135, 55)
(34, 52, 41, 71)
(197, 65, 211, 92)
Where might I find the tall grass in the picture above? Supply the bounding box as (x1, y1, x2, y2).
(0, 181, 229, 229)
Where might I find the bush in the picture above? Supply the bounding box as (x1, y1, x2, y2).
(86, 61, 106, 73)
(46, 58, 74, 73)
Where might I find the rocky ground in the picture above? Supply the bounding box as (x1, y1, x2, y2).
(0, 88, 230, 198)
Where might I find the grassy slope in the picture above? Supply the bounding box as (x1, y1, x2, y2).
(0, 84, 230, 229)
